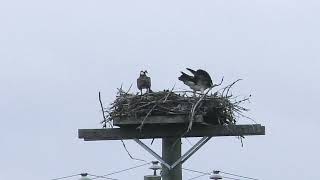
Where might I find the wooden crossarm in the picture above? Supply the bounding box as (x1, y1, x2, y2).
(78, 124, 265, 141)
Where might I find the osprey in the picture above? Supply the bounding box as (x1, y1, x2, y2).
(179, 68, 213, 94)
(137, 70, 151, 95)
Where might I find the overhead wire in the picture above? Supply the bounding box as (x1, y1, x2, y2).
(183, 167, 259, 180)
(49, 162, 150, 180)
(220, 171, 259, 180)
(50, 174, 80, 180)
(91, 162, 151, 180)
(187, 174, 208, 180)
(88, 173, 118, 180)
(223, 176, 242, 180)
(50, 163, 259, 180)
(186, 173, 242, 180)
(183, 168, 210, 175)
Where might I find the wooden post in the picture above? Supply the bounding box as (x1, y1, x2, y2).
(162, 137, 182, 180)
(144, 175, 161, 180)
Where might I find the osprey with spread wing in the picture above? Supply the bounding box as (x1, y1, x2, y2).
(178, 68, 213, 94)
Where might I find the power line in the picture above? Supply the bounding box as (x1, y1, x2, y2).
(91, 162, 151, 180)
(88, 173, 118, 180)
(183, 168, 210, 175)
(223, 176, 242, 180)
(49, 162, 150, 180)
(183, 167, 259, 180)
(220, 171, 259, 180)
(187, 174, 207, 180)
(50, 173, 118, 180)
(186, 173, 242, 180)
(50, 174, 80, 180)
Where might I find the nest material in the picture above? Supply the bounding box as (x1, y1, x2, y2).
(103, 81, 250, 129)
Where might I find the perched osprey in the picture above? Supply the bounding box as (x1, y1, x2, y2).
(179, 68, 213, 94)
(137, 70, 151, 95)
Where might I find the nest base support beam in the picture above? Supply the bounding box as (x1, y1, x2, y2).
(78, 124, 265, 140)
(171, 136, 211, 169)
(134, 137, 212, 180)
(133, 139, 171, 169)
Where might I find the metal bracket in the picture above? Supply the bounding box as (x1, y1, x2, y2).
(133, 138, 171, 169)
(171, 136, 211, 169)
(134, 137, 211, 170)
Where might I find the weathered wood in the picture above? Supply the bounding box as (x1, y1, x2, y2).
(162, 138, 182, 180)
(78, 124, 265, 141)
(113, 115, 203, 126)
(144, 175, 161, 180)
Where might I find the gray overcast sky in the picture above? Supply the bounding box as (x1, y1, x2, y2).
(0, 0, 319, 179)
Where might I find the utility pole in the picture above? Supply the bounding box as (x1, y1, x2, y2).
(79, 116, 265, 180)
(162, 137, 182, 180)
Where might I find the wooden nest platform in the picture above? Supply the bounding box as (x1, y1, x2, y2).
(102, 80, 250, 130)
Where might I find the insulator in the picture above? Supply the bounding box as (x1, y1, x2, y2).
(79, 173, 92, 180)
(149, 161, 162, 171)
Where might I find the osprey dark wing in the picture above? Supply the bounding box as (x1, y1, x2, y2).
(179, 68, 213, 94)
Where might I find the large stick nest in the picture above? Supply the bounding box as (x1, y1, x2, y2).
(102, 79, 251, 129)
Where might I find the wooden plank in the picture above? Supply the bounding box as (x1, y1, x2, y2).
(162, 138, 182, 180)
(113, 115, 203, 126)
(78, 124, 265, 141)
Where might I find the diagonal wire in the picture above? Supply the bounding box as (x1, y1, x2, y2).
(50, 174, 80, 180)
(220, 171, 259, 180)
(183, 168, 210, 175)
(187, 174, 207, 180)
(88, 173, 118, 180)
(91, 162, 151, 179)
(187, 174, 242, 180)
(49, 158, 149, 179)
(183, 167, 259, 180)
(223, 176, 242, 180)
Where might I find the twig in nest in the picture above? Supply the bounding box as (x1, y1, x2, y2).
(151, 83, 173, 145)
(220, 78, 242, 97)
(239, 136, 244, 147)
(173, 90, 205, 96)
(151, 138, 155, 145)
(187, 77, 224, 131)
(99, 91, 113, 128)
(136, 87, 177, 131)
(117, 83, 124, 94)
(163, 84, 176, 103)
(125, 83, 133, 94)
(136, 104, 157, 131)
